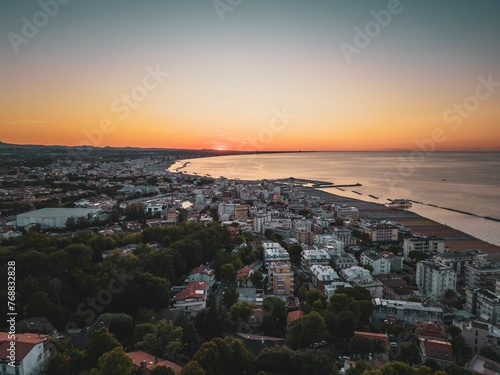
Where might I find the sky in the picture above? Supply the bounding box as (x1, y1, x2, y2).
(1, 0, 499, 151)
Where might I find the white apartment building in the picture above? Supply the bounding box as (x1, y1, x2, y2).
(263, 242, 290, 268)
(360, 250, 391, 276)
(301, 248, 331, 272)
(416, 260, 457, 301)
(466, 262, 500, 291)
(314, 234, 345, 255)
(0, 333, 49, 375)
(174, 281, 207, 316)
(403, 236, 445, 259)
(433, 250, 487, 276)
(340, 266, 372, 282)
(310, 265, 340, 290)
(465, 288, 500, 324)
(253, 212, 272, 234)
(331, 252, 359, 270)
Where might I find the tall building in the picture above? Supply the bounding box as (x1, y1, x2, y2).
(416, 260, 457, 301)
(268, 261, 294, 296)
(465, 289, 500, 324)
(433, 250, 487, 276)
(360, 250, 391, 275)
(466, 262, 500, 291)
(262, 242, 290, 268)
(403, 236, 445, 259)
(334, 205, 359, 221)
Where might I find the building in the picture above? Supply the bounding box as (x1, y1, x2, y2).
(360, 250, 391, 276)
(334, 205, 359, 221)
(416, 260, 457, 301)
(314, 234, 345, 255)
(380, 251, 404, 272)
(186, 265, 216, 289)
(324, 282, 352, 299)
(419, 338, 453, 370)
(466, 262, 500, 291)
(365, 223, 398, 243)
(415, 322, 447, 341)
(218, 202, 235, 221)
(376, 273, 418, 301)
(353, 276, 384, 299)
(434, 250, 487, 276)
(310, 265, 340, 291)
(461, 320, 500, 356)
(236, 266, 254, 288)
(465, 355, 500, 375)
(465, 289, 500, 324)
(403, 236, 445, 259)
(339, 266, 372, 282)
(173, 281, 207, 316)
(253, 212, 271, 234)
(126, 351, 182, 374)
(301, 248, 331, 272)
(234, 205, 249, 221)
(16, 207, 102, 229)
(353, 331, 390, 361)
(263, 242, 290, 268)
(268, 261, 294, 296)
(331, 252, 358, 270)
(0, 332, 49, 375)
(292, 228, 314, 245)
(372, 298, 445, 326)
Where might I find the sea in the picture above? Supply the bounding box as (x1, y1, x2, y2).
(170, 152, 500, 247)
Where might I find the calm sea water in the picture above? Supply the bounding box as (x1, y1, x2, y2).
(170, 152, 500, 246)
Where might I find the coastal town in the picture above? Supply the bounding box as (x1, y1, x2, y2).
(1, 146, 500, 375)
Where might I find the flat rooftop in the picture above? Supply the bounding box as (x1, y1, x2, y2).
(17, 207, 101, 218)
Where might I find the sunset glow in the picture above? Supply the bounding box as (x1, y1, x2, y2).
(1, 1, 499, 151)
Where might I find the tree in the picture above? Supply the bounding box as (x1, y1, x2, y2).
(287, 244, 303, 264)
(90, 346, 132, 375)
(98, 313, 133, 341)
(220, 263, 236, 281)
(230, 301, 253, 323)
(86, 328, 121, 369)
(150, 366, 176, 375)
(398, 342, 421, 365)
(337, 311, 357, 340)
(188, 337, 255, 375)
(181, 361, 206, 375)
(358, 300, 375, 325)
(195, 302, 231, 341)
(329, 294, 360, 321)
(136, 320, 184, 361)
(222, 287, 239, 310)
(349, 335, 374, 358)
(261, 296, 286, 337)
(287, 311, 326, 349)
(250, 270, 264, 289)
(305, 289, 327, 311)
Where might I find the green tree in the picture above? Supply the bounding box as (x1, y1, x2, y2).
(337, 311, 357, 340)
(86, 328, 121, 369)
(348, 335, 374, 358)
(90, 346, 132, 375)
(188, 337, 255, 375)
(222, 287, 239, 310)
(287, 311, 326, 349)
(150, 366, 176, 375)
(305, 289, 327, 311)
(286, 244, 303, 264)
(136, 320, 184, 361)
(230, 301, 253, 323)
(220, 263, 236, 281)
(250, 270, 264, 289)
(181, 361, 206, 375)
(261, 296, 286, 337)
(398, 342, 421, 365)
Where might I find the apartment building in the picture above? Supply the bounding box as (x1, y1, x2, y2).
(403, 236, 445, 259)
(262, 242, 290, 269)
(416, 260, 457, 301)
(360, 250, 391, 275)
(466, 262, 500, 291)
(465, 289, 500, 324)
(372, 298, 444, 326)
(268, 261, 294, 296)
(433, 250, 487, 276)
(301, 248, 331, 272)
(310, 265, 340, 291)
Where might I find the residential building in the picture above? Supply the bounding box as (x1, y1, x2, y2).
(461, 320, 500, 356)
(419, 338, 453, 370)
(372, 298, 444, 326)
(268, 261, 294, 296)
(16, 207, 102, 229)
(324, 282, 352, 299)
(403, 236, 445, 259)
(416, 260, 457, 301)
(466, 262, 500, 291)
(234, 205, 249, 221)
(253, 212, 271, 234)
(376, 273, 418, 301)
(186, 265, 216, 289)
(353, 276, 384, 299)
(353, 331, 390, 361)
(218, 202, 235, 220)
(331, 252, 358, 270)
(380, 251, 404, 272)
(334, 205, 359, 221)
(301, 248, 331, 272)
(415, 322, 447, 341)
(365, 223, 398, 243)
(263, 242, 290, 269)
(332, 227, 357, 246)
(174, 281, 207, 316)
(292, 228, 314, 245)
(360, 250, 391, 275)
(434, 250, 487, 276)
(310, 265, 340, 291)
(0, 332, 49, 375)
(465, 289, 500, 324)
(236, 266, 254, 288)
(465, 355, 500, 375)
(339, 266, 372, 282)
(126, 351, 182, 374)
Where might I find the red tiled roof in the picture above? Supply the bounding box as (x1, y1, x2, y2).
(416, 322, 447, 340)
(126, 351, 182, 375)
(0, 333, 48, 361)
(354, 331, 390, 349)
(236, 266, 253, 279)
(175, 282, 207, 301)
(189, 265, 215, 276)
(421, 339, 453, 361)
(287, 310, 303, 324)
